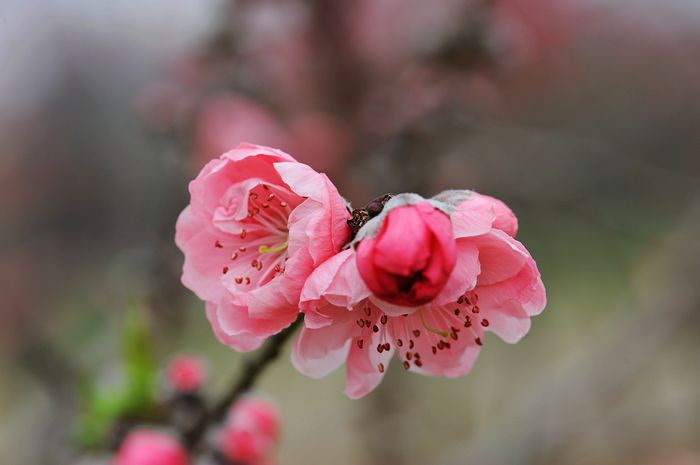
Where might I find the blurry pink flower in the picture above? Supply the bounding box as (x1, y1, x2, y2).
(226, 397, 280, 444)
(356, 201, 457, 306)
(175, 144, 350, 351)
(194, 95, 290, 170)
(165, 355, 206, 392)
(217, 397, 280, 465)
(288, 113, 351, 175)
(240, 1, 319, 110)
(217, 428, 269, 465)
(487, 0, 591, 73)
(346, 0, 469, 73)
(113, 430, 189, 465)
(293, 191, 545, 398)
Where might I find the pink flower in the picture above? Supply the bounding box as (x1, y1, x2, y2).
(216, 397, 280, 465)
(175, 144, 351, 351)
(113, 430, 189, 465)
(356, 201, 457, 306)
(193, 95, 290, 170)
(217, 428, 271, 465)
(165, 355, 206, 392)
(288, 113, 351, 175)
(292, 191, 545, 398)
(346, 0, 469, 73)
(226, 397, 280, 443)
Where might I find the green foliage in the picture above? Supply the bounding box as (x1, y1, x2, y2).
(77, 303, 159, 449)
(122, 303, 158, 409)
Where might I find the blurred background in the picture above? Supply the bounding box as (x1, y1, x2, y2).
(1, 0, 700, 464)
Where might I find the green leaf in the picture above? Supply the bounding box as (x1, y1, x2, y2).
(76, 302, 159, 448)
(122, 302, 157, 411)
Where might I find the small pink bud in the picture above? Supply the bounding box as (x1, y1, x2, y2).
(113, 430, 189, 465)
(166, 355, 206, 392)
(227, 398, 280, 443)
(356, 201, 457, 306)
(217, 428, 270, 465)
(217, 397, 281, 465)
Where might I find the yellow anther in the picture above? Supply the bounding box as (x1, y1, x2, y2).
(259, 242, 289, 254)
(419, 309, 450, 339)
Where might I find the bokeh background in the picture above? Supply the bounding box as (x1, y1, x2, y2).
(1, 0, 700, 464)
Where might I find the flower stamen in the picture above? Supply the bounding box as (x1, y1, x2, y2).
(259, 242, 288, 254)
(418, 309, 450, 339)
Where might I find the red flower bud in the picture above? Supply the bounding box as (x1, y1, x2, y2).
(113, 430, 189, 465)
(356, 201, 456, 306)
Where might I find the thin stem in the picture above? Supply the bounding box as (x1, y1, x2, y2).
(184, 315, 302, 449)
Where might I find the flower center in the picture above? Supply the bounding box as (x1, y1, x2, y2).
(259, 242, 289, 254)
(418, 309, 450, 339)
(215, 182, 297, 289)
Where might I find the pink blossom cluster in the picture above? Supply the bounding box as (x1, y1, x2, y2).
(112, 397, 280, 465)
(176, 144, 545, 398)
(138, 0, 586, 181)
(216, 398, 281, 465)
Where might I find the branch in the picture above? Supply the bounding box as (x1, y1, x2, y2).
(184, 315, 302, 449)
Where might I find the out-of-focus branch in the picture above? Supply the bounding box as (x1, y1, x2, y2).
(435, 198, 700, 465)
(184, 315, 302, 449)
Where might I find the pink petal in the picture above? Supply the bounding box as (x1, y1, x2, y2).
(275, 162, 351, 261)
(459, 193, 519, 237)
(223, 143, 296, 164)
(345, 337, 394, 399)
(368, 297, 419, 317)
(245, 248, 313, 320)
(206, 302, 265, 352)
(343, 305, 395, 399)
(450, 196, 497, 238)
(387, 307, 482, 378)
(190, 146, 292, 219)
(477, 252, 546, 316)
(300, 249, 371, 309)
(433, 241, 481, 305)
(372, 206, 430, 275)
(481, 300, 532, 344)
(291, 306, 355, 378)
(216, 298, 297, 342)
(176, 207, 228, 303)
(475, 250, 546, 343)
(471, 230, 528, 285)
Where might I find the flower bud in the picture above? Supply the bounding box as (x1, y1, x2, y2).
(166, 355, 206, 393)
(113, 430, 189, 465)
(216, 428, 270, 465)
(226, 398, 280, 443)
(356, 201, 456, 306)
(216, 397, 280, 465)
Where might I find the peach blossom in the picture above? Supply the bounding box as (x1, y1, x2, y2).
(356, 201, 456, 306)
(165, 355, 206, 392)
(292, 191, 545, 398)
(176, 144, 350, 351)
(216, 397, 280, 465)
(113, 430, 189, 465)
(226, 397, 280, 444)
(193, 95, 290, 170)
